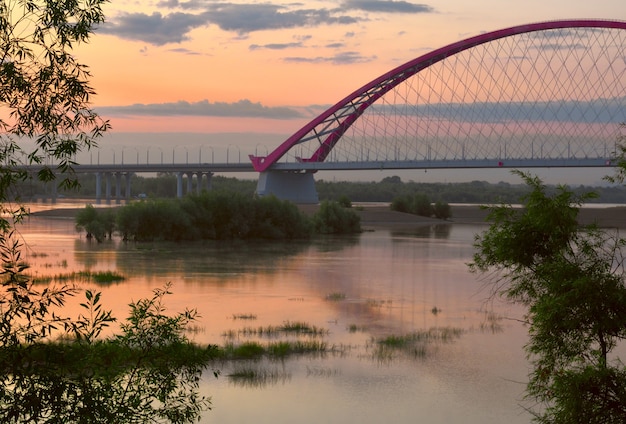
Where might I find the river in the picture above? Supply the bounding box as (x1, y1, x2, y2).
(17, 212, 532, 423)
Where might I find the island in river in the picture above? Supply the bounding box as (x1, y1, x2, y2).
(30, 202, 626, 229)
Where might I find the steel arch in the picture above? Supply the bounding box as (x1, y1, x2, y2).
(249, 19, 626, 173)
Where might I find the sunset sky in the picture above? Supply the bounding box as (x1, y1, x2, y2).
(73, 0, 625, 183)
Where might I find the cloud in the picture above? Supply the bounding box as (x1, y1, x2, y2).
(249, 42, 304, 51)
(99, 3, 362, 44)
(342, 0, 434, 13)
(97, 100, 303, 119)
(372, 98, 626, 124)
(284, 51, 377, 65)
(98, 11, 206, 45)
(167, 47, 204, 55)
(204, 3, 360, 34)
(99, 1, 433, 45)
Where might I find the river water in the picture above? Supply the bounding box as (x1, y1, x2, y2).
(17, 212, 532, 423)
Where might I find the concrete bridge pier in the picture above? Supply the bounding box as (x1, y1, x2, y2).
(105, 172, 112, 203)
(186, 172, 193, 194)
(195, 171, 213, 193)
(115, 173, 122, 204)
(95, 172, 102, 204)
(196, 172, 202, 194)
(125, 172, 132, 200)
(256, 171, 318, 204)
(176, 172, 184, 198)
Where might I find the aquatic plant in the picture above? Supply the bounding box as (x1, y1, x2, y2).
(347, 324, 367, 333)
(325, 292, 346, 301)
(368, 327, 463, 362)
(30, 270, 125, 285)
(219, 339, 329, 360)
(227, 365, 291, 388)
(232, 313, 257, 320)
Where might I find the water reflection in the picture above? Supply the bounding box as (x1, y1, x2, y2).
(73, 238, 312, 279)
(391, 223, 452, 239)
(17, 217, 531, 424)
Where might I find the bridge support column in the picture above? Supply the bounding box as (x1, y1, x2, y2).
(256, 171, 318, 204)
(206, 172, 213, 191)
(105, 172, 112, 203)
(196, 172, 204, 194)
(125, 172, 132, 200)
(115, 172, 122, 204)
(186, 172, 193, 194)
(176, 172, 183, 198)
(95, 172, 102, 204)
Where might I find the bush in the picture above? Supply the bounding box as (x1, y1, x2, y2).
(412, 193, 433, 217)
(337, 195, 352, 208)
(313, 200, 361, 234)
(114, 192, 313, 241)
(390, 193, 451, 219)
(75, 205, 117, 242)
(390, 195, 411, 213)
(433, 201, 452, 220)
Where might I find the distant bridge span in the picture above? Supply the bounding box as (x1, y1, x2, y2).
(251, 19, 626, 203)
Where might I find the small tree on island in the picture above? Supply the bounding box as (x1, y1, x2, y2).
(469, 171, 626, 423)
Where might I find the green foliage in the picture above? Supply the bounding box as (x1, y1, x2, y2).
(75, 205, 117, 242)
(337, 195, 352, 208)
(433, 200, 451, 220)
(71, 289, 115, 344)
(391, 193, 451, 219)
(413, 193, 433, 217)
(390, 195, 411, 213)
(0, 0, 109, 229)
(0, 281, 218, 423)
(316, 176, 626, 205)
(470, 171, 626, 423)
(0, 232, 77, 346)
(604, 123, 626, 185)
(115, 192, 313, 241)
(312, 200, 361, 234)
(82, 192, 367, 241)
(116, 198, 192, 241)
(0, 2, 219, 421)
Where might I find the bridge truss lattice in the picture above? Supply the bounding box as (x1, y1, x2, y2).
(250, 20, 626, 172)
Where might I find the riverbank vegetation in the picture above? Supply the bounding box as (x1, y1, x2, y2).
(0, 231, 218, 421)
(390, 192, 452, 219)
(75, 192, 362, 242)
(470, 171, 626, 423)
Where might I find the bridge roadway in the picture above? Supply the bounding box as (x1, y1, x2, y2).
(17, 155, 614, 203)
(17, 162, 254, 203)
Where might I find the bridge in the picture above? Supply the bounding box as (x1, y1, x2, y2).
(18, 162, 253, 203)
(248, 19, 626, 203)
(22, 19, 626, 204)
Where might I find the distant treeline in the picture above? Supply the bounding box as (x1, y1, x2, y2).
(18, 173, 626, 204)
(316, 176, 626, 204)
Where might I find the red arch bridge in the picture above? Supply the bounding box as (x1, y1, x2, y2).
(24, 19, 626, 203)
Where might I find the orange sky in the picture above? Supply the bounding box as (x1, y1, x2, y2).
(76, 0, 625, 135)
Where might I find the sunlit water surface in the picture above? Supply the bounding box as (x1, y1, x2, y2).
(18, 213, 532, 423)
